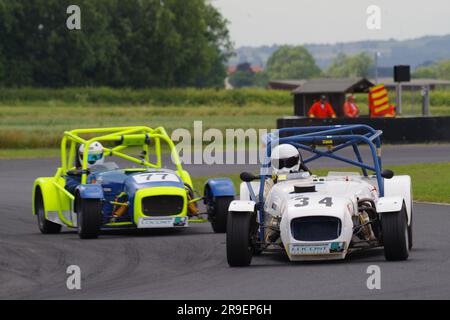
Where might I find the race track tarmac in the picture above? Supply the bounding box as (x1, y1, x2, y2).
(0, 144, 449, 299)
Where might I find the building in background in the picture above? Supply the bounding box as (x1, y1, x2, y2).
(291, 78, 374, 117)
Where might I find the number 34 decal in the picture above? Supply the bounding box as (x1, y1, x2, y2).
(294, 197, 334, 207)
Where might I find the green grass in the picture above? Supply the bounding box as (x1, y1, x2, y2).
(0, 88, 449, 150)
(0, 102, 291, 149)
(0, 87, 292, 106)
(0, 148, 61, 159)
(191, 163, 450, 204)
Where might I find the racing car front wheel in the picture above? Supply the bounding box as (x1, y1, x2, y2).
(381, 203, 409, 261)
(77, 197, 102, 239)
(408, 201, 413, 250)
(209, 196, 234, 233)
(226, 212, 256, 267)
(35, 188, 62, 234)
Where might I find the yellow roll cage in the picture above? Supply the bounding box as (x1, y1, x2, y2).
(60, 126, 183, 184)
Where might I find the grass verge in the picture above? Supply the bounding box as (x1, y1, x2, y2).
(191, 162, 450, 204)
(1, 88, 449, 149)
(0, 148, 61, 159)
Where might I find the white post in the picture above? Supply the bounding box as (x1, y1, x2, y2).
(374, 52, 380, 84)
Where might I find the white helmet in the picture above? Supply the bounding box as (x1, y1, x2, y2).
(79, 142, 104, 167)
(271, 144, 300, 174)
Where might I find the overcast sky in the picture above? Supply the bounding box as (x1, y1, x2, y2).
(212, 0, 450, 47)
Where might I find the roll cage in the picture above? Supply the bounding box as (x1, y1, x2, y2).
(60, 126, 183, 184)
(256, 124, 384, 242)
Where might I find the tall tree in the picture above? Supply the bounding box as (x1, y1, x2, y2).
(0, 0, 232, 87)
(266, 46, 321, 80)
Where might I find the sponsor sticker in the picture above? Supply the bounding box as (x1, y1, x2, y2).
(138, 217, 188, 228)
(289, 242, 345, 255)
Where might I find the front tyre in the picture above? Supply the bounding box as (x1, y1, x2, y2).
(382, 203, 409, 261)
(209, 196, 234, 233)
(77, 198, 102, 239)
(35, 188, 61, 234)
(408, 202, 413, 250)
(226, 212, 255, 267)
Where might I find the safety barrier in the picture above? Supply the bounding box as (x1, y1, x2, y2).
(276, 116, 450, 143)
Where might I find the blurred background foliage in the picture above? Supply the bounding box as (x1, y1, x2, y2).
(0, 0, 233, 88)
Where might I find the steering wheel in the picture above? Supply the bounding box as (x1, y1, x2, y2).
(66, 169, 90, 176)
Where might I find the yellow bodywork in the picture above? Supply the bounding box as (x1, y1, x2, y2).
(32, 126, 194, 227)
(134, 186, 188, 223)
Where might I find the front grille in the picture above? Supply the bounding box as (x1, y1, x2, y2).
(141, 195, 184, 216)
(291, 216, 341, 241)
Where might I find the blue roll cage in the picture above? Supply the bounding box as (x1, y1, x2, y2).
(254, 124, 384, 242)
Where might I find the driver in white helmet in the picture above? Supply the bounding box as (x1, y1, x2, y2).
(65, 142, 104, 194)
(78, 142, 105, 167)
(271, 143, 310, 179)
(263, 143, 311, 196)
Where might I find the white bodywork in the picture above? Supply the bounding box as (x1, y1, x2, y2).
(232, 172, 412, 261)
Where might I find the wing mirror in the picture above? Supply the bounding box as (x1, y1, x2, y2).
(240, 172, 259, 182)
(381, 169, 394, 179)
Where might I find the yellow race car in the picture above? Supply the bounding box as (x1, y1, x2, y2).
(32, 126, 235, 239)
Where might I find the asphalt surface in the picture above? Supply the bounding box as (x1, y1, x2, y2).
(0, 144, 449, 299)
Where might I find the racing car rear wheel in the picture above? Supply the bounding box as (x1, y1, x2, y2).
(35, 188, 62, 234)
(77, 198, 102, 239)
(209, 196, 234, 233)
(382, 203, 409, 261)
(226, 212, 256, 267)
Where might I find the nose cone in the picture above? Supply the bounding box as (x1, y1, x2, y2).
(125, 171, 184, 192)
(279, 194, 354, 261)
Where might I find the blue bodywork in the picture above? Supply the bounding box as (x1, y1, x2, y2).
(204, 178, 235, 206)
(253, 125, 384, 242)
(77, 184, 104, 199)
(75, 169, 185, 227)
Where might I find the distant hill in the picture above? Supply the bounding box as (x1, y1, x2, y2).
(228, 34, 450, 73)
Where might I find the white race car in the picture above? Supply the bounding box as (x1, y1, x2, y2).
(224, 125, 413, 266)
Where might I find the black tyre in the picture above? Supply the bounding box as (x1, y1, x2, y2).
(226, 212, 255, 267)
(408, 202, 413, 250)
(209, 196, 234, 233)
(77, 198, 102, 239)
(35, 188, 62, 234)
(382, 203, 409, 261)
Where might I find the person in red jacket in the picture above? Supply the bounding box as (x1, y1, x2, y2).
(308, 95, 337, 118)
(343, 95, 360, 118)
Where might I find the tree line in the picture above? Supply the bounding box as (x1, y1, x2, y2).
(230, 44, 450, 88)
(413, 60, 450, 80)
(229, 46, 374, 88)
(0, 0, 232, 88)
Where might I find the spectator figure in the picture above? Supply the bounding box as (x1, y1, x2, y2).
(343, 95, 360, 118)
(308, 95, 337, 118)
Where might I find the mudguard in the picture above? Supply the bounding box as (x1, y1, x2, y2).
(77, 184, 104, 199)
(377, 196, 404, 213)
(33, 176, 74, 226)
(204, 178, 235, 205)
(33, 177, 60, 215)
(383, 175, 412, 224)
(229, 200, 256, 213)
